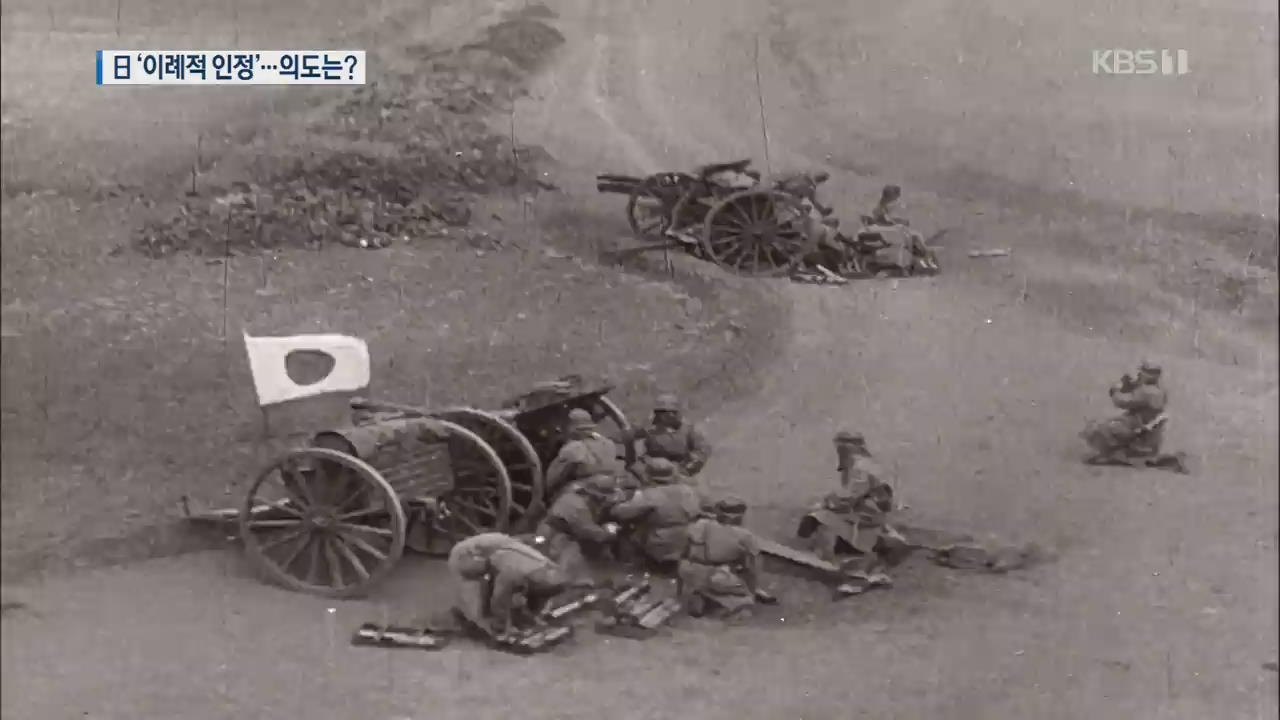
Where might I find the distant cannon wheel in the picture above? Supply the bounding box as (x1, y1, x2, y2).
(240, 448, 405, 598)
(701, 189, 811, 276)
(424, 419, 515, 554)
(431, 407, 544, 533)
(626, 174, 676, 239)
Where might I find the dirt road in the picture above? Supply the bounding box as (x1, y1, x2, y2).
(4, 1, 1277, 718)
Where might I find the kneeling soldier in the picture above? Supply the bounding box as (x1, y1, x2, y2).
(609, 457, 704, 572)
(678, 497, 776, 618)
(534, 475, 622, 587)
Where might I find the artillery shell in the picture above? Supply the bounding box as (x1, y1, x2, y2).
(614, 584, 651, 614)
(637, 598, 681, 629)
(626, 597, 664, 622)
(547, 591, 600, 620)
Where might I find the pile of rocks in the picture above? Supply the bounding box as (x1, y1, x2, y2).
(132, 15, 563, 259)
(134, 135, 550, 258)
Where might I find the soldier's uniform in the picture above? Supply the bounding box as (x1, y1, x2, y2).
(534, 476, 620, 586)
(866, 184, 938, 273)
(448, 533, 567, 636)
(800, 488, 909, 567)
(678, 497, 775, 617)
(816, 432, 912, 593)
(1086, 361, 1169, 459)
(634, 394, 712, 477)
(609, 457, 704, 566)
(544, 408, 622, 499)
(832, 431, 888, 489)
(775, 171, 832, 212)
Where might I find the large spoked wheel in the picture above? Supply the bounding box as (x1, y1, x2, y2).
(431, 407, 543, 532)
(415, 419, 515, 555)
(240, 448, 405, 598)
(701, 189, 812, 276)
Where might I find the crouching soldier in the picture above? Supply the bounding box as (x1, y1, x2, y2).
(533, 475, 622, 587)
(1082, 360, 1169, 464)
(447, 532, 568, 640)
(544, 408, 623, 500)
(679, 497, 777, 618)
(864, 184, 939, 274)
(800, 431, 914, 596)
(798, 488, 914, 596)
(609, 457, 704, 572)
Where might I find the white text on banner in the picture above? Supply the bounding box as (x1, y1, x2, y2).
(96, 51, 366, 85)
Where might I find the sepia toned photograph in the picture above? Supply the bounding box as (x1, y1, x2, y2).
(2, 0, 1276, 718)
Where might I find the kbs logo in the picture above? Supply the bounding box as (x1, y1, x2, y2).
(1092, 49, 1189, 75)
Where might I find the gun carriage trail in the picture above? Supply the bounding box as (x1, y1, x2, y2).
(2, 0, 1277, 718)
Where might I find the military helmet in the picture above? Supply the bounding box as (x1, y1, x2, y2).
(715, 496, 748, 520)
(644, 456, 678, 483)
(577, 474, 618, 497)
(880, 184, 902, 202)
(566, 408, 596, 431)
(654, 394, 680, 413)
(834, 430, 865, 446)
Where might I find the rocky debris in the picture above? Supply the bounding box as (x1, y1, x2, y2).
(132, 13, 564, 259)
(134, 136, 552, 258)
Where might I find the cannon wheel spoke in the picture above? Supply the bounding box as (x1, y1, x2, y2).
(702, 190, 811, 276)
(331, 535, 371, 582)
(240, 448, 405, 598)
(431, 408, 536, 532)
(401, 418, 513, 555)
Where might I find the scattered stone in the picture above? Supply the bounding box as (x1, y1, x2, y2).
(131, 17, 563, 259)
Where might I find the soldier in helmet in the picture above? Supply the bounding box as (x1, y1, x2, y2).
(544, 408, 623, 499)
(775, 170, 833, 214)
(608, 457, 704, 571)
(1082, 360, 1170, 464)
(864, 184, 939, 274)
(532, 475, 623, 587)
(805, 431, 910, 596)
(632, 393, 712, 479)
(448, 532, 568, 640)
(630, 449, 694, 489)
(778, 170, 855, 275)
(834, 431, 888, 490)
(679, 496, 776, 618)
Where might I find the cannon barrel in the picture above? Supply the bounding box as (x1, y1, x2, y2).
(597, 180, 642, 195)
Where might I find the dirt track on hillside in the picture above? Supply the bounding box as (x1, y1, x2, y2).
(3, 0, 1278, 718)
